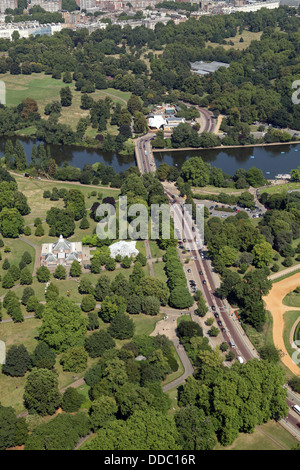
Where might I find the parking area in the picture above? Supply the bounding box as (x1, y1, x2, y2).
(196, 199, 265, 220)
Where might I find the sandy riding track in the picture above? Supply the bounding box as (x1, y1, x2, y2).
(263, 273, 300, 377)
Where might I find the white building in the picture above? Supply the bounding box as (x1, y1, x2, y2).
(223, 0, 279, 13)
(41, 235, 90, 267)
(148, 114, 185, 130)
(109, 240, 139, 259)
(0, 0, 17, 14)
(28, 0, 62, 12)
(0, 22, 62, 40)
(80, 0, 95, 10)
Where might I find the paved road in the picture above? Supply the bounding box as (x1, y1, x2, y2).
(164, 183, 300, 440)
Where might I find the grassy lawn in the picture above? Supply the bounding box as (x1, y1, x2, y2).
(258, 182, 300, 195)
(13, 173, 120, 227)
(243, 309, 273, 351)
(282, 310, 300, 363)
(148, 240, 165, 259)
(283, 292, 300, 308)
(216, 421, 298, 450)
(131, 311, 163, 336)
(152, 260, 167, 282)
(0, 317, 41, 413)
(161, 345, 185, 387)
(192, 185, 243, 194)
(0, 73, 130, 132)
(206, 30, 262, 51)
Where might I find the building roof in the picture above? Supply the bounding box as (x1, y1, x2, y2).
(52, 235, 71, 252)
(190, 60, 229, 75)
(148, 115, 167, 129)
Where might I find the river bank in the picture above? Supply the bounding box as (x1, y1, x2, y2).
(152, 139, 300, 153)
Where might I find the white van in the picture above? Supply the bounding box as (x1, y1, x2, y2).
(292, 404, 300, 416)
(237, 356, 244, 364)
(229, 340, 235, 348)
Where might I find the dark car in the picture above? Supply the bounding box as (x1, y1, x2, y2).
(211, 305, 216, 311)
(199, 270, 203, 275)
(214, 313, 219, 318)
(203, 280, 206, 285)
(217, 321, 223, 326)
(221, 327, 226, 333)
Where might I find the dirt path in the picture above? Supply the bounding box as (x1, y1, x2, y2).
(263, 273, 300, 377)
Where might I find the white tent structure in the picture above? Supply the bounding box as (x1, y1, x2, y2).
(109, 241, 139, 259)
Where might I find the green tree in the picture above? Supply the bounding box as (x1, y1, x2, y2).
(84, 329, 115, 358)
(54, 264, 67, 280)
(36, 266, 51, 283)
(70, 260, 82, 277)
(23, 368, 62, 416)
(60, 86, 72, 107)
(175, 406, 217, 450)
(2, 344, 32, 377)
(81, 294, 96, 312)
(20, 267, 32, 285)
(62, 387, 83, 413)
(89, 396, 118, 431)
(38, 297, 87, 353)
(31, 341, 56, 370)
(108, 313, 135, 340)
(60, 346, 88, 373)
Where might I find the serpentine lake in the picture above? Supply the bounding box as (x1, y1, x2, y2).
(1, 136, 300, 179)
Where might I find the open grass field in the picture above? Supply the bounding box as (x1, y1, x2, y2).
(283, 291, 300, 308)
(206, 30, 262, 51)
(12, 173, 120, 229)
(215, 420, 298, 450)
(282, 310, 300, 359)
(258, 182, 300, 195)
(152, 261, 167, 282)
(0, 72, 131, 133)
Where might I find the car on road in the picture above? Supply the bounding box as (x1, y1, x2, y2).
(214, 312, 219, 318)
(221, 327, 226, 333)
(203, 280, 206, 285)
(199, 270, 203, 275)
(211, 305, 216, 311)
(187, 269, 191, 273)
(217, 321, 223, 326)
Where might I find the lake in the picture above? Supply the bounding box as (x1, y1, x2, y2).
(154, 143, 300, 179)
(0, 136, 300, 178)
(0, 136, 135, 174)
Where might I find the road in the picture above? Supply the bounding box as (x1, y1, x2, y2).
(135, 133, 156, 174)
(163, 183, 300, 440)
(165, 186, 255, 362)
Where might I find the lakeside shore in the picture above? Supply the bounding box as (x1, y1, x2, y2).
(152, 140, 300, 153)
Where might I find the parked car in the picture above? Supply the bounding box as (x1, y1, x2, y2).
(211, 305, 216, 311)
(203, 280, 206, 285)
(217, 321, 222, 326)
(214, 313, 219, 318)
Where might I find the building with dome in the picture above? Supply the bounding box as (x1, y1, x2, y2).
(41, 235, 90, 268)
